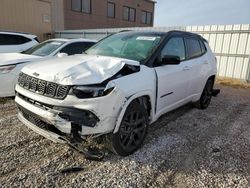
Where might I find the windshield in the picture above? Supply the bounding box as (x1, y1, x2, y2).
(85, 32, 163, 62)
(22, 40, 65, 57)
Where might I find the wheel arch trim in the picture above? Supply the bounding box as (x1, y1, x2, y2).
(113, 91, 154, 134)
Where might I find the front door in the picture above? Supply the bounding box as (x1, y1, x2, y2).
(154, 37, 190, 115)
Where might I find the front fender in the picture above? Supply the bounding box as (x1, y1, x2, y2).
(113, 90, 155, 134)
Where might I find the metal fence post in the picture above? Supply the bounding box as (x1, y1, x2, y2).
(247, 55, 250, 82)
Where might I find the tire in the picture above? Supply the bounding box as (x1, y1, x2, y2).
(107, 101, 148, 156)
(195, 79, 213, 109)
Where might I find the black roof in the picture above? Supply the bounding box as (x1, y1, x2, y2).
(118, 30, 206, 42)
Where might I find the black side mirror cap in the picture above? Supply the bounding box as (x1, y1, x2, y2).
(162, 55, 181, 65)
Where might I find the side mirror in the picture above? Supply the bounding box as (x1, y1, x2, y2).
(56, 53, 68, 58)
(162, 55, 181, 65)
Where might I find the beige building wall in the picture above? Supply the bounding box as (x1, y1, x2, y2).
(51, 0, 65, 31)
(0, 0, 52, 41)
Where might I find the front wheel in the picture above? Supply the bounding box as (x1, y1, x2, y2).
(195, 79, 213, 109)
(107, 101, 148, 156)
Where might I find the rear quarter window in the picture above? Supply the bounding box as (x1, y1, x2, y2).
(0, 34, 31, 45)
(199, 40, 207, 54)
(185, 38, 202, 59)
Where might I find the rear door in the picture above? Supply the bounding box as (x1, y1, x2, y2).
(184, 37, 209, 96)
(154, 36, 190, 115)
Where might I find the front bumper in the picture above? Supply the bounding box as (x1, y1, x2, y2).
(15, 84, 127, 139)
(17, 112, 66, 143)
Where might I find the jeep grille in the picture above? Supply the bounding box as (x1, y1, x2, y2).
(17, 73, 70, 100)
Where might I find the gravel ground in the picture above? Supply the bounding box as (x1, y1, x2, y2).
(0, 84, 250, 188)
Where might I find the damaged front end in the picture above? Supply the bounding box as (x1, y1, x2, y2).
(17, 104, 105, 161)
(15, 81, 127, 138)
(15, 65, 141, 139)
(16, 92, 100, 138)
(15, 53, 143, 160)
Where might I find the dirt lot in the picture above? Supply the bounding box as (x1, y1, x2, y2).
(0, 84, 250, 188)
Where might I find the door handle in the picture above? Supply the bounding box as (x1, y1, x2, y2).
(183, 66, 190, 71)
(204, 60, 209, 64)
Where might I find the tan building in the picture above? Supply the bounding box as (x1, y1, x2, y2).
(0, 0, 52, 41)
(0, 0, 155, 41)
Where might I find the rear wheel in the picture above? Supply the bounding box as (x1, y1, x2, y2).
(195, 79, 213, 109)
(107, 101, 148, 156)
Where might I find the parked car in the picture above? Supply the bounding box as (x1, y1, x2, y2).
(0, 31, 39, 53)
(15, 31, 217, 156)
(0, 38, 96, 97)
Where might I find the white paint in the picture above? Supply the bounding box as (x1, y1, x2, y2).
(22, 55, 140, 85)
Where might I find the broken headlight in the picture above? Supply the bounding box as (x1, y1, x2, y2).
(70, 83, 115, 99)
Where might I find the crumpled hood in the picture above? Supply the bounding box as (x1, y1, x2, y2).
(22, 54, 140, 85)
(0, 53, 41, 66)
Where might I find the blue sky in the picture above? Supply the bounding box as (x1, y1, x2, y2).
(154, 0, 250, 26)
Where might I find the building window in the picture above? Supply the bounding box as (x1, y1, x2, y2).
(107, 2, 115, 18)
(72, 0, 91, 14)
(141, 11, 152, 25)
(123, 6, 136, 22)
(82, 0, 91, 13)
(72, 0, 81, 12)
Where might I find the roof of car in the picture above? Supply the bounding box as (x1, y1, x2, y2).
(0, 31, 37, 39)
(119, 30, 204, 40)
(50, 38, 97, 43)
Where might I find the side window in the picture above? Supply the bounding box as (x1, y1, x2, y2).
(0, 34, 31, 45)
(60, 42, 95, 55)
(199, 40, 206, 54)
(0, 34, 5, 45)
(161, 37, 185, 61)
(15, 35, 31, 44)
(185, 38, 202, 59)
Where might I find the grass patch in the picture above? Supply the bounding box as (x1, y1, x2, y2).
(216, 77, 250, 89)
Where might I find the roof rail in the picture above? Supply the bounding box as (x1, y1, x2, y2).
(118, 30, 133, 33)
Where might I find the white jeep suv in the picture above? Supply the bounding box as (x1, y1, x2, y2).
(15, 31, 217, 156)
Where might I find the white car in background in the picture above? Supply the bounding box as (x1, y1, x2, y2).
(0, 31, 39, 53)
(0, 38, 96, 97)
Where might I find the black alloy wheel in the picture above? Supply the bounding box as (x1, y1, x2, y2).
(196, 79, 213, 109)
(109, 101, 148, 156)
